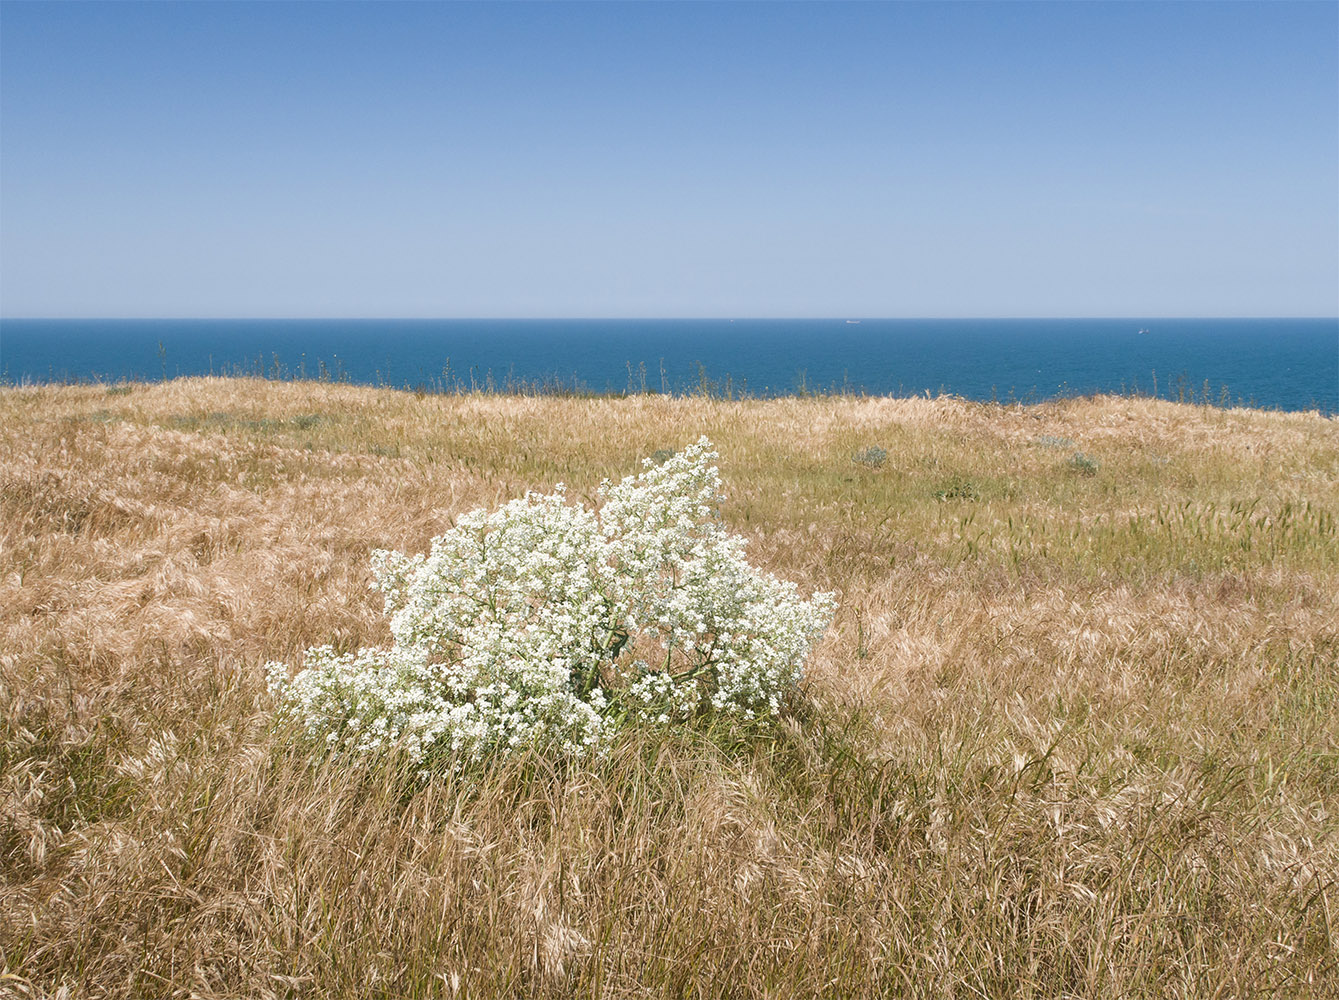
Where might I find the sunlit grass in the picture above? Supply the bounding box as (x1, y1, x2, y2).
(2, 378, 1336, 997)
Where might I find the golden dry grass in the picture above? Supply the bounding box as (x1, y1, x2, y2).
(1, 378, 1336, 998)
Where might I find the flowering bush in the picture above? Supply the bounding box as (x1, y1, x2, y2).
(268, 438, 835, 765)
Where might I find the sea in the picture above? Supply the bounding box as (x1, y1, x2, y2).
(1, 318, 1336, 413)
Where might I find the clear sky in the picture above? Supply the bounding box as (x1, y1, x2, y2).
(1, 1, 1335, 318)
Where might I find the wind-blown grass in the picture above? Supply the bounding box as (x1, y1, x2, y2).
(1, 378, 1336, 998)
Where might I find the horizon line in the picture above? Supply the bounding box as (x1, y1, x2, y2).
(4, 315, 1337, 323)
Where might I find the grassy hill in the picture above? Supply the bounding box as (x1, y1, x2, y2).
(2, 379, 1336, 998)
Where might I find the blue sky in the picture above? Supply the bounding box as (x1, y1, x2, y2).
(1, 1, 1335, 318)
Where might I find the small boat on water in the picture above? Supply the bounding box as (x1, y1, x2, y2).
(1138, 328, 1150, 334)
(846, 319, 861, 324)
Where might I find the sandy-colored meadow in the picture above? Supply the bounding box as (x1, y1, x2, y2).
(2, 378, 1336, 998)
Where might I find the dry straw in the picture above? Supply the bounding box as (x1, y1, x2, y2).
(1, 378, 1336, 998)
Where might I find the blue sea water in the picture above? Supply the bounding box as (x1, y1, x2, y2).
(1, 318, 1336, 413)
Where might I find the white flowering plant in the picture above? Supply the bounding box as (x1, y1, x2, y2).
(267, 438, 835, 766)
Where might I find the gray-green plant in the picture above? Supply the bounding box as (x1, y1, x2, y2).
(853, 446, 888, 468)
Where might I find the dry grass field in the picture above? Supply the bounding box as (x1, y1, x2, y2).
(1, 378, 1336, 999)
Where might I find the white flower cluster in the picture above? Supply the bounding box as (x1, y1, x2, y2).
(267, 438, 835, 765)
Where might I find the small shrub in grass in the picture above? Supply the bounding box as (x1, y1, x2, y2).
(1069, 452, 1101, 476)
(934, 476, 981, 502)
(1035, 434, 1074, 449)
(268, 438, 835, 768)
(853, 446, 887, 468)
